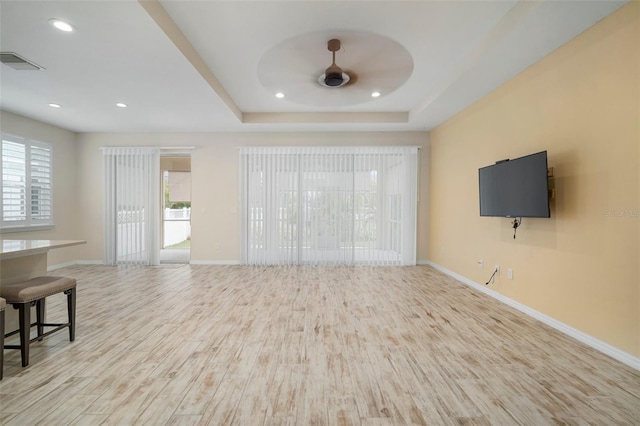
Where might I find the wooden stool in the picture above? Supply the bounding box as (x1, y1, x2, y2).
(1, 276, 76, 368)
(0, 297, 5, 380)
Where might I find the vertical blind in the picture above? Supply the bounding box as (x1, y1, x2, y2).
(240, 146, 418, 266)
(103, 147, 160, 266)
(0, 135, 53, 230)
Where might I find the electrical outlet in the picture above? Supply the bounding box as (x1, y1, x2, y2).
(494, 264, 500, 275)
(477, 260, 483, 269)
(507, 268, 513, 280)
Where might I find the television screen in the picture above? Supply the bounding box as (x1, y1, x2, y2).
(479, 151, 550, 218)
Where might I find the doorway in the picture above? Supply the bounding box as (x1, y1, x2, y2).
(160, 156, 191, 263)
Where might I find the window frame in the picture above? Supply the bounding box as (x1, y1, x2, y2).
(0, 133, 54, 233)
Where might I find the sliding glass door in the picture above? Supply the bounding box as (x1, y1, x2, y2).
(103, 147, 160, 266)
(240, 146, 418, 266)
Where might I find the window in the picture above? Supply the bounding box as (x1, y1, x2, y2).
(1, 134, 53, 231)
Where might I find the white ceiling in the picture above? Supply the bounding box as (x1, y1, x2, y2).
(0, 0, 627, 133)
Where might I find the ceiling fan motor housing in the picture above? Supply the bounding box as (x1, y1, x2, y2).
(325, 64, 344, 86)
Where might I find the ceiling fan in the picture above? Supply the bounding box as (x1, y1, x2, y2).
(257, 31, 413, 107)
(319, 39, 351, 88)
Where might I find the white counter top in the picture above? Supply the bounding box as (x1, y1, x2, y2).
(0, 239, 87, 260)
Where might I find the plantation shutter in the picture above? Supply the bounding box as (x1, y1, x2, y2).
(1, 135, 53, 230)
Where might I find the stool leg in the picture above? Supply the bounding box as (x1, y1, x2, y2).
(36, 299, 45, 341)
(18, 303, 30, 367)
(0, 309, 5, 380)
(66, 288, 76, 342)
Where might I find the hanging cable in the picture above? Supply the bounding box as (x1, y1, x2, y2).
(485, 266, 499, 285)
(512, 217, 522, 239)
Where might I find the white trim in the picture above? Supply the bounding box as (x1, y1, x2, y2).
(48, 260, 103, 270)
(189, 260, 242, 265)
(48, 261, 77, 271)
(99, 146, 195, 150)
(238, 146, 420, 152)
(425, 261, 640, 371)
(52, 259, 242, 268)
(75, 260, 104, 265)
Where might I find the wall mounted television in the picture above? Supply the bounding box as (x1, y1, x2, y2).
(479, 151, 550, 218)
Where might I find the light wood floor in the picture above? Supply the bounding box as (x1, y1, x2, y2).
(1, 265, 638, 425)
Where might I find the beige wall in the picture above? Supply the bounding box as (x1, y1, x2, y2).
(0, 111, 83, 266)
(76, 131, 430, 263)
(429, 3, 639, 356)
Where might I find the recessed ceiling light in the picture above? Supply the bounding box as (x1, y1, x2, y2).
(275, 92, 285, 99)
(371, 91, 381, 98)
(49, 19, 75, 32)
(48, 103, 61, 108)
(116, 103, 127, 108)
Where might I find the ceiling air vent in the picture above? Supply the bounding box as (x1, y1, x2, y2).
(0, 52, 43, 70)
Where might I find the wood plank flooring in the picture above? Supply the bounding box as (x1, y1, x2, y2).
(1, 265, 638, 425)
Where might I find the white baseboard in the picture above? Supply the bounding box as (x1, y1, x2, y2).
(50, 259, 243, 268)
(189, 260, 241, 265)
(425, 261, 640, 371)
(48, 260, 103, 271)
(47, 261, 77, 271)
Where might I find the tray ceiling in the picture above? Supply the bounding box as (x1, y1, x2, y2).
(0, 0, 627, 132)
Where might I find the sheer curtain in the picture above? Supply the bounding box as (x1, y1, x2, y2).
(240, 146, 418, 266)
(103, 147, 160, 266)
